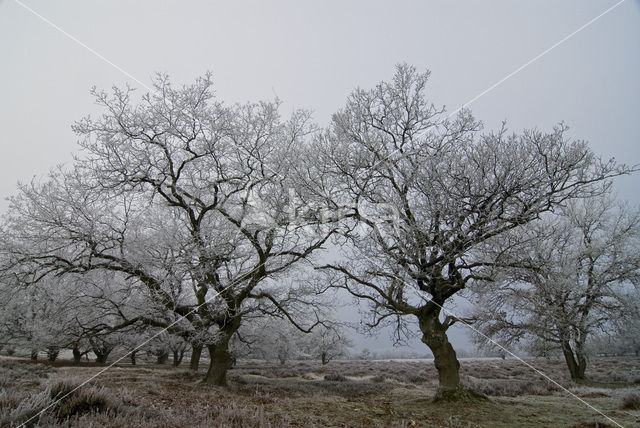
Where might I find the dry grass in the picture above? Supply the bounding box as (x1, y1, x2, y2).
(323, 373, 348, 382)
(620, 391, 640, 410)
(1, 356, 639, 427)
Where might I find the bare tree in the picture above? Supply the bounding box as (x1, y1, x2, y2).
(313, 64, 633, 399)
(232, 294, 326, 364)
(2, 74, 334, 385)
(302, 323, 352, 365)
(148, 332, 189, 366)
(0, 273, 95, 363)
(472, 194, 640, 380)
(588, 315, 640, 357)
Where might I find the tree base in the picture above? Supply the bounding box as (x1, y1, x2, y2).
(432, 387, 488, 403)
(200, 377, 228, 387)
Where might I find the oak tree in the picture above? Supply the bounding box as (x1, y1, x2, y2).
(314, 64, 632, 398)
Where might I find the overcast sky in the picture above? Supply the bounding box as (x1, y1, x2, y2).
(1, 0, 639, 353)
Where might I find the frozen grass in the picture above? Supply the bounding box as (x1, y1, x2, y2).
(0, 359, 296, 427)
(620, 391, 640, 410)
(323, 373, 348, 382)
(234, 356, 640, 391)
(463, 376, 561, 397)
(1, 356, 639, 426)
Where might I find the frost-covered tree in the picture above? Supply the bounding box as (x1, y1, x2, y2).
(313, 64, 633, 398)
(0, 272, 102, 362)
(147, 332, 189, 366)
(232, 315, 305, 363)
(2, 74, 334, 385)
(302, 323, 352, 364)
(588, 314, 640, 357)
(472, 194, 640, 380)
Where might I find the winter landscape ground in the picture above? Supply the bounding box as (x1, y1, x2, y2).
(2, 354, 639, 427)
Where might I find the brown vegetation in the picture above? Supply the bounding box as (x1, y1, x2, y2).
(1, 356, 638, 427)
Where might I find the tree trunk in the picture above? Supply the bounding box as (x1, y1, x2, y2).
(94, 348, 111, 364)
(156, 351, 169, 364)
(202, 316, 242, 386)
(72, 347, 82, 365)
(418, 310, 463, 400)
(203, 342, 234, 386)
(30, 349, 38, 360)
(321, 351, 328, 365)
(46, 347, 59, 362)
(562, 341, 587, 381)
(173, 349, 185, 367)
(130, 350, 137, 366)
(189, 344, 203, 371)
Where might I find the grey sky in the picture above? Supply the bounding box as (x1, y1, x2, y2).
(1, 0, 639, 353)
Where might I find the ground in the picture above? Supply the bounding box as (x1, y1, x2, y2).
(1, 355, 639, 427)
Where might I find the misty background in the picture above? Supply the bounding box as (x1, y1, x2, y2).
(1, 0, 638, 355)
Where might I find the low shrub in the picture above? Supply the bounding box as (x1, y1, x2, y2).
(50, 379, 118, 419)
(609, 373, 629, 383)
(465, 377, 560, 397)
(621, 392, 640, 410)
(371, 375, 386, 383)
(3, 378, 124, 427)
(318, 380, 384, 397)
(408, 374, 429, 384)
(324, 373, 348, 382)
(572, 421, 616, 428)
(7, 389, 53, 427)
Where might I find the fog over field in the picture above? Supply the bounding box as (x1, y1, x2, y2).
(0, 2, 639, 426)
(1, 0, 638, 354)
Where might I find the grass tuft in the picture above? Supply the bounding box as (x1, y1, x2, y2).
(324, 373, 348, 382)
(620, 391, 640, 410)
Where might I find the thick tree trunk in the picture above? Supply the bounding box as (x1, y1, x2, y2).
(189, 344, 203, 371)
(130, 350, 137, 366)
(46, 347, 59, 362)
(30, 349, 38, 360)
(203, 342, 234, 386)
(202, 319, 242, 386)
(418, 310, 463, 400)
(93, 348, 111, 364)
(562, 341, 587, 381)
(72, 347, 82, 365)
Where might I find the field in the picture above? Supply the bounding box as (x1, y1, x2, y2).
(1, 355, 640, 427)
